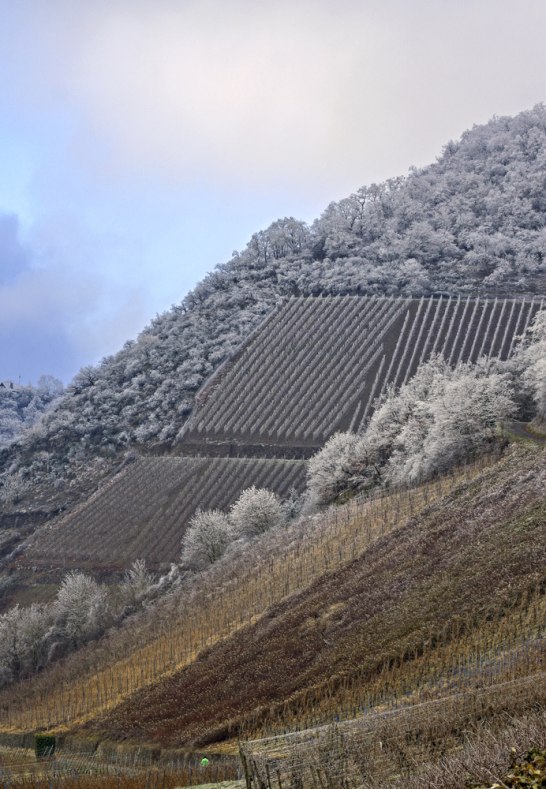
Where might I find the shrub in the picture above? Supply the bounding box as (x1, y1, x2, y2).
(229, 486, 282, 538)
(181, 509, 233, 569)
(35, 733, 56, 759)
(307, 432, 363, 506)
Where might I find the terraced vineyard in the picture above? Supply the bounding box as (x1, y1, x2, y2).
(181, 295, 544, 454)
(242, 669, 546, 788)
(87, 446, 545, 750)
(18, 296, 544, 574)
(22, 457, 306, 570)
(2, 454, 493, 733)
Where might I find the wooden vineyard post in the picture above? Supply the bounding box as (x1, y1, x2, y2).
(240, 746, 253, 789)
(266, 762, 273, 789)
(252, 758, 268, 789)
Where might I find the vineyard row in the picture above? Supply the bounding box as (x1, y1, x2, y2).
(3, 455, 505, 733)
(183, 295, 544, 448)
(24, 457, 307, 569)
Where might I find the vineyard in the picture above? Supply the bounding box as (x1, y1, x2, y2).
(2, 444, 540, 752)
(0, 447, 513, 735)
(16, 295, 545, 575)
(0, 744, 240, 788)
(4, 294, 545, 778)
(21, 457, 307, 571)
(181, 295, 544, 454)
(3, 102, 546, 785)
(83, 444, 545, 748)
(241, 671, 546, 788)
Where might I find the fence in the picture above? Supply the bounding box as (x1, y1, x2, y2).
(241, 670, 546, 788)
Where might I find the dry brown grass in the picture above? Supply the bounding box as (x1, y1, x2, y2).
(0, 747, 239, 787)
(365, 707, 546, 788)
(1, 445, 543, 773)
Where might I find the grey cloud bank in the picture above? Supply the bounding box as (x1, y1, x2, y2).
(0, 211, 147, 383)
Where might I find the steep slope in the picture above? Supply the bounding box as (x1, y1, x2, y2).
(20, 457, 307, 571)
(0, 452, 479, 733)
(2, 105, 546, 513)
(13, 295, 541, 577)
(181, 295, 542, 454)
(90, 445, 545, 747)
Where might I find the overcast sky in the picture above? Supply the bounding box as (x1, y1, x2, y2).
(1, 0, 545, 384)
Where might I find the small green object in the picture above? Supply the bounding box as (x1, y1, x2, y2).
(200, 757, 210, 767)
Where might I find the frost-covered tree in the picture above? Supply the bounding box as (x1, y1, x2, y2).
(119, 559, 154, 606)
(0, 556, 180, 688)
(369, 357, 515, 483)
(181, 509, 233, 569)
(0, 377, 64, 450)
(281, 487, 304, 522)
(515, 311, 546, 419)
(146, 562, 182, 597)
(15, 603, 52, 675)
(307, 355, 517, 503)
(229, 486, 282, 538)
(0, 606, 24, 684)
(36, 375, 64, 398)
(0, 603, 52, 685)
(52, 572, 109, 648)
(388, 362, 515, 482)
(307, 432, 363, 505)
(248, 217, 310, 264)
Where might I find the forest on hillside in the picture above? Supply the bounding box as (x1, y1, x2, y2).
(0, 377, 63, 450)
(1, 105, 546, 507)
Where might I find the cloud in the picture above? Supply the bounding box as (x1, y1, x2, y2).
(0, 211, 147, 383)
(4, 0, 546, 199)
(1, 0, 546, 382)
(0, 214, 31, 284)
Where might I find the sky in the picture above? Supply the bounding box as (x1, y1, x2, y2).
(0, 0, 545, 384)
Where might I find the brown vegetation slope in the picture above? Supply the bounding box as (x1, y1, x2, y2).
(90, 445, 546, 747)
(2, 449, 461, 733)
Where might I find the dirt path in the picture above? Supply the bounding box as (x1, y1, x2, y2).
(506, 421, 546, 445)
(177, 782, 245, 789)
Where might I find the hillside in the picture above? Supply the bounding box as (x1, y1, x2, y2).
(0, 104, 545, 788)
(20, 457, 307, 572)
(0, 449, 489, 734)
(182, 295, 542, 455)
(1, 105, 546, 516)
(2, 445, 542, 754)
(85, 445, 545, 750)
(9, 293, 539, 585)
